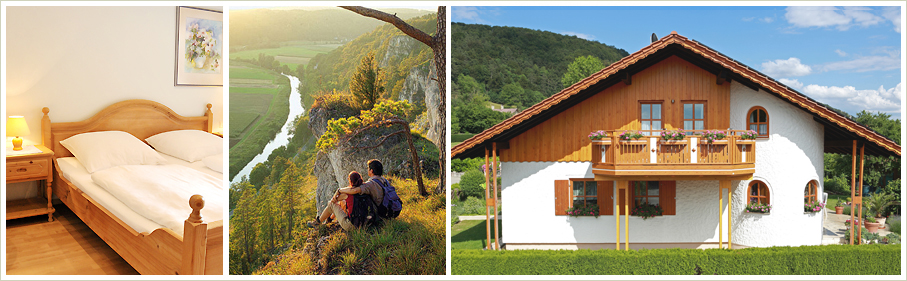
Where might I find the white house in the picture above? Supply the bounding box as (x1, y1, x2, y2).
(451, 32, 900, 250)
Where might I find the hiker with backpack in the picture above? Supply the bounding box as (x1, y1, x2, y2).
(310, 159, 404, 230)
(311, 171, 364, 231)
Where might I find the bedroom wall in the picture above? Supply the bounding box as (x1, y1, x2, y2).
(5, 6, 224, 200)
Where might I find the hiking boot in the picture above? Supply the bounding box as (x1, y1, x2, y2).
(306, 217, 322, 228)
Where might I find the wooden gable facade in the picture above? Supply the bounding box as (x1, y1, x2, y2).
(501, 55, 731, 162)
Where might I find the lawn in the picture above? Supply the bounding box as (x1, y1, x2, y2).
(451, 219, 502, 250)
(826, 193, 848, 210)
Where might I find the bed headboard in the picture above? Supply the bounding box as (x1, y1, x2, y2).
(41, 99, 214, 158)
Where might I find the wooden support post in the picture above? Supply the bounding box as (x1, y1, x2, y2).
(180, 195, 207, 275)
(849, 140, 856, 245)
(857, 144, 864, 243)
(624, 181, 629, 251)
(615, 182, 621, 250)
(718, 185, 724, 249)
(493, 143, 500, 250)
(484, 148, 491, 250)
(728, 184, 732, 249)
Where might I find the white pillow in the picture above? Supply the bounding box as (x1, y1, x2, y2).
(145, 129, 223, 163)
(202, 153, 223, 173)
(60, 131, 168, 173)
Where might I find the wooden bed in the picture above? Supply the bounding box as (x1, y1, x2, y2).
(41, 99, 223, 275)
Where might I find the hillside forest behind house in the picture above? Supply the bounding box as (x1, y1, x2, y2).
(228, 7, 444, 275)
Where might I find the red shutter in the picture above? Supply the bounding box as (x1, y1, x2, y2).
(660, 181, 676, 215)
(597, 181, 613, 215)
(555, 180, 569, 215)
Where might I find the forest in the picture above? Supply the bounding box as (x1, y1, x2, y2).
(451, 22, 630, 135)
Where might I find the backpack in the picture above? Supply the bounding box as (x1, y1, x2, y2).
(348, 194, 381, 228)
(375, 178, 403, 218)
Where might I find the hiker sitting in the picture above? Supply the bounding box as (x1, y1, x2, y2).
(312, 171, 363, 231)
(356, 159, 403, 219)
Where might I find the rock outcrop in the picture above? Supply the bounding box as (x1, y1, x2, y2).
(309, 104, 436, 211)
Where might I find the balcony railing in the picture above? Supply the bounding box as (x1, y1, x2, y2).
(591, 130, 756, 179)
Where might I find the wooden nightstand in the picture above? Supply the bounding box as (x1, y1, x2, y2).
(6, 144, 55, 222)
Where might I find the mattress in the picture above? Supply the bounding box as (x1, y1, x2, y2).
(56, 153, 224, 235)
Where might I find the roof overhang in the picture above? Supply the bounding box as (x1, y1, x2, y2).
(452, 32, 900, 159)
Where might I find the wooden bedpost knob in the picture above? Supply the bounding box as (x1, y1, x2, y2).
(42, 107, 50, 116)
(206, 104, 213, 110)
(188, 195, 205, 223)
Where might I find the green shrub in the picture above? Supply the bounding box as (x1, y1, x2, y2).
(454, 196, 487, 216)
(824, 175, 851, 195)
(459, 169, 486, 199)
(884, 233, 900, 244)
(452, 157, 489, 172)
(888, 215, 901, 234)
(452, 244, 901, 275)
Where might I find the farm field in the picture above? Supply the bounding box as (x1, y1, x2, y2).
(230, 43, 341, 70)
(229, 63, 281, 148)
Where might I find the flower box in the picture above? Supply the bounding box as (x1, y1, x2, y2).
(659, 139, 688, 145)
(591, 139, 612, 145)
(618, 140, 648, 145)
(700, 139, 728, 145)
(736, 140, 756, 144)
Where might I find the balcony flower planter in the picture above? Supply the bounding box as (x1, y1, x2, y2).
(591, 139, 612, 145)
(736, 139, 756, 144)
(700, 139, 728, 145)
(566, 204, 600, 218)
(618, 140, 648, 145)
(659, 139, 688, 145)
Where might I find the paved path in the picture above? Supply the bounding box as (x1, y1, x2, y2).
(459, 215, 500, 220)
(822, 208, 891, 244)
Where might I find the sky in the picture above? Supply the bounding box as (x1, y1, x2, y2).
(452, 6, 904, 119)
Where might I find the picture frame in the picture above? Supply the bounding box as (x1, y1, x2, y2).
(175, 6, 223, 86)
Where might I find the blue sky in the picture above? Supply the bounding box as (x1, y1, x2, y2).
(452, 6, 903, 119)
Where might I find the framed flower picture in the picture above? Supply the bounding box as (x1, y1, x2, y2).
(175, 6, 223, 86)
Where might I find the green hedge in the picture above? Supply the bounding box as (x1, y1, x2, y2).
(452, 244, 901, 275)
(452, 133, 476, 143)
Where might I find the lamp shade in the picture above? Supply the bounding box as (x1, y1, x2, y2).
(7, 116, 31, 137)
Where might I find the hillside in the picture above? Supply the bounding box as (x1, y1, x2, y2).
(300, 14, 437, 111)
(230, 8, 433, 49)
(452, 22, 629, 107)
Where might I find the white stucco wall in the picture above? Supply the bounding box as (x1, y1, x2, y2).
(500, 81, 826, 248)
(729, 81, 825, 247)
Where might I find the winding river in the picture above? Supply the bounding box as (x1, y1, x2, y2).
(231, 74, 304, 184)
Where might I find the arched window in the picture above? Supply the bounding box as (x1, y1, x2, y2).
(747, 106, 769, 137)
(748, 180, 770, 205)
(804, 180, 818, 204)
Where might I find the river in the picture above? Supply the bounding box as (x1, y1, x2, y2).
(231, 74, 304, 184)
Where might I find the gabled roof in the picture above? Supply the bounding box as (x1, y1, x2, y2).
(453, 31, 900, 159)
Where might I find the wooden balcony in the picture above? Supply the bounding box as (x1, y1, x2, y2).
(591, 130, 755, 181)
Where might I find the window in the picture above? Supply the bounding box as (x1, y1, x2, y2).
(618, 181, 676, 215)
(804, 180, 818, 204)
(640, 102, 662, 135)
(683, 102, 706, 132)
(632, 181, 660, 207)
(747, 107, 769, 136)
(748, 180, 770, 205)
(572, 180, 598, 208)
(554, 179, 613, 215)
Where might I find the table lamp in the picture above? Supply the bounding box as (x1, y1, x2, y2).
(7, 116, 31, 151)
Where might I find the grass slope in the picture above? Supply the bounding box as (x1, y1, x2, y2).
(253, 176, 446, 275)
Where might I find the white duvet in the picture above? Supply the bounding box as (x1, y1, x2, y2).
(91, 164, 224, 235)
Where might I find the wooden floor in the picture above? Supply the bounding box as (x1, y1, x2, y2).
(6, 204, 138, 275)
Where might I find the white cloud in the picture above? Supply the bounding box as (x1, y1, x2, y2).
(761, 57, 813, 77)
(834, 49, 847, 57)
(785, 6, 887, 31)
(820, 52, 901, 73)
(452, 7, 482, 22)
(761, 17, 774, 23)
(742, 17, 755, 22)
(778, 78, 803, 89)
(561, 31, 595, 40)
(801, 82, 903, 114)
(882, 6, 902, 33)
